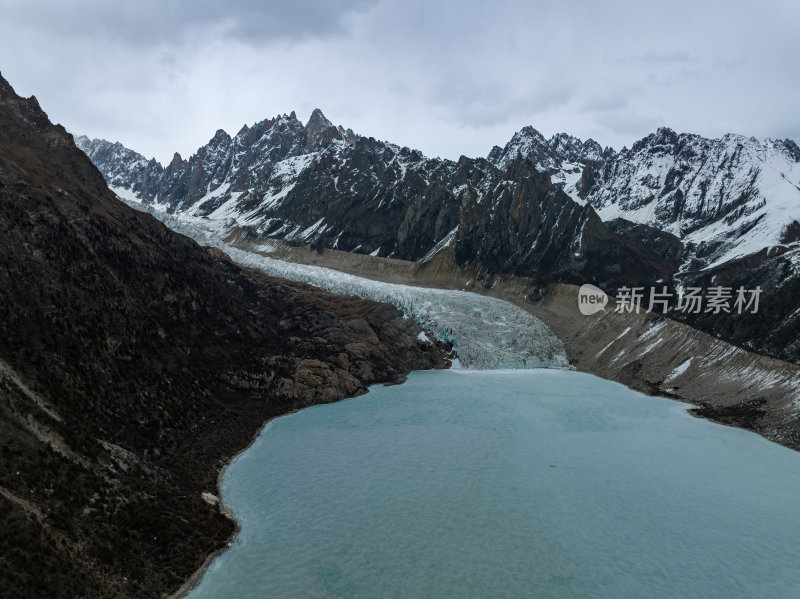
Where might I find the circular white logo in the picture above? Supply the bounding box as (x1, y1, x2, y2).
(578, 284, 608, 315)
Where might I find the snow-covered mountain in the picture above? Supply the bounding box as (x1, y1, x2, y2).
(78, 114, 800, 363)
(74, 135, 164, 203)
(491, 125, 800, 273)
(487, 126, 610, 195)
(488, 127, 602, 171)
(78, 110, 674, 291)
(586, 128, 800, 272)
(76, 109, 357, 211)
(486, 125, 800, 361)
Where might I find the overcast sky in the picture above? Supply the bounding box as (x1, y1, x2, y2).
(1, 0, 797, 164)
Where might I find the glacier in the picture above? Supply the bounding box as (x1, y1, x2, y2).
(131, 203, 569, 370)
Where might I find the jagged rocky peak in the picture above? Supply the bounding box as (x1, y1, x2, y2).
(201, 129, 234, 162)
(211, 128, 231, 144)
(234, 113, 304, 149)
(504, 125, 550, 157)
(230, 117, 272, 148)
(0, 70, 13, 97)
(0, 71, 35, 106)
(238, 115, 276, 145)
(303, 107, 359, 150)
(488, 125, 558, 172)
(74, 134, 164, 202)
(781, 138, 800, 161)
(0, 72, 72, 147)
(487, 144, 504, 164)
(549, 133, 606, 164)
(307, 107, 334, 130)
(488, 125, 613, 174)
(304, 107, 339, 150)
(651, 126, 679, 146)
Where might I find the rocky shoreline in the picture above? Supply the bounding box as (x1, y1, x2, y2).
(166, 407, 281, 599)
(167, 369, 423, 599)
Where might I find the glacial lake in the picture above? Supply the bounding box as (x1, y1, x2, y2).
(188, 369, 800, 598)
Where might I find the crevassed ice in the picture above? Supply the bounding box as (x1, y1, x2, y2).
(146, 207, 570, 370)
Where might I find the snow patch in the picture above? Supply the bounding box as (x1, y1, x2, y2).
(665, 358, 692, 383)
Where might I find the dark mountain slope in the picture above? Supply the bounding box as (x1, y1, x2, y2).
(674, 245, 800, 360)
(0, 74, 449, 598)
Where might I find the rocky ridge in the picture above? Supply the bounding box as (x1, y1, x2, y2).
(0, 73, 450, 598)
(80, 111, 800, 363)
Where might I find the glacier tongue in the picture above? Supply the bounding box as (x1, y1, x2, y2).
(151, 209, 570, 370)
(229, 248, 570, 370)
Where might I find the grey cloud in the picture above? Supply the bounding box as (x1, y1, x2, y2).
(430, 80, 573, 130)
(618, 51, 695, 66)
(0, 0, 796, 164)
(0, 0, 380, 46)
(577, 91, 634, 115)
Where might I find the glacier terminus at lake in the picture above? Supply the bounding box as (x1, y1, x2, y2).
(128, 205, 570, 370)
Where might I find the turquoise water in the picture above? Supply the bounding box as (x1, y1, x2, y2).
(188, 370, 800, 598)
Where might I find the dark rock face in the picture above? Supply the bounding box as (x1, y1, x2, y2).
(675, 246, 800, 363)
(453, 162, 674, 288)
(0, 74, 450, 598)
(257, 136, 459, 260)
(578, 162, 595, 197)
(606, 218, 685, 271)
